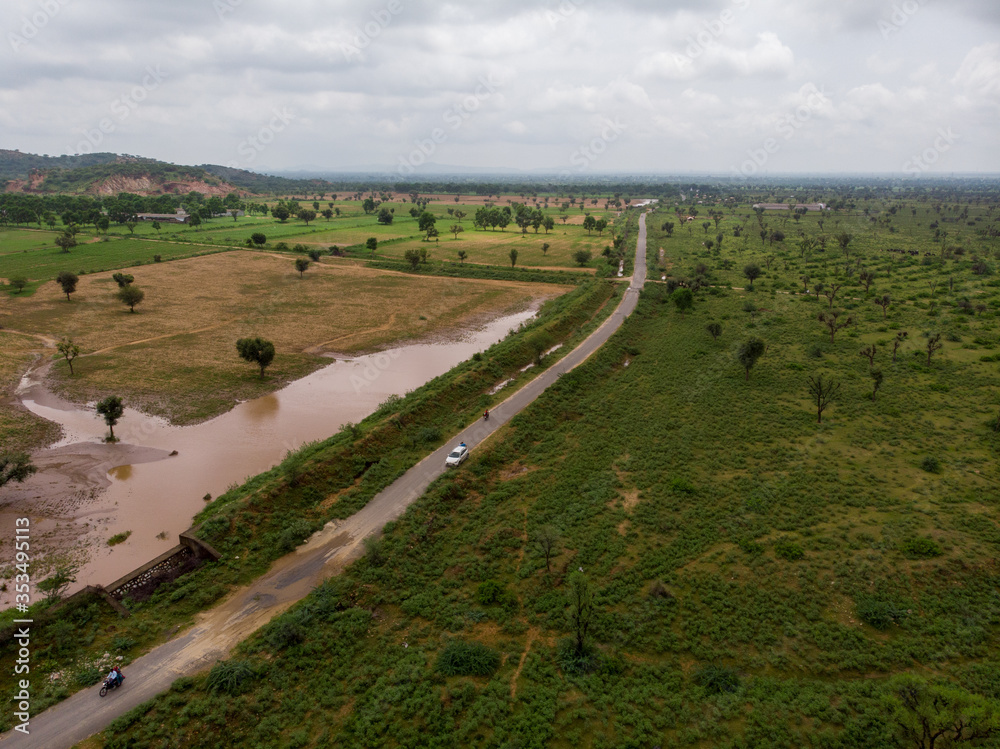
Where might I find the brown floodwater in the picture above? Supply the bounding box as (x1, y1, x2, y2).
(12, 307, 537, 594)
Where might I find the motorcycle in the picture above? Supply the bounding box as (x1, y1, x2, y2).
(99, 673, 124, 697)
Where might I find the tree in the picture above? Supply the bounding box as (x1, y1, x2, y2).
(582, 215, 596, 234)
(806, 374, 840, 423)
(117, 285, 145, 312)
(56, 271, 78, 301)
(893, 331, 908, 362)
(859, 343, 877, 368)
(509, 248, 518, 268)
(112, 272, 134, 288)
(55, 231, 77, 252)
(57, 337, 80, 375)
(567, 571, 593, 657)
(236, 337, 276, 378)
(672, 287, 693, 315)
(298, 209, 317, 225)
(450, 224, 464, 239)
(533, 526, 559, 573)
(404, 249, 422, 270)
(366, 237, 378, 254)
(294, 257, 310, 278)
(543, 216, 554, 233)
(870, 368, 884, 401)
(706, 322, 722, 340)
(883, 674, 1000, 749)
(418, 211, 437, 239)
(376, 207, 394, 225)
(542, 242, 550, 255)
(322, 209, 334, 221)
(95, 395, 125, 440)
(926, 333, 943, 365)
(573, 249, 592, 266)
(362, 197, 376, 214)
(37, 564, 77, 601)
(743, 263, 762, 290)
(836, 232, 853, 254)
(874, 294, 891, 319)
(9, 275, 28, 293)
(457, 249, 467, 264)
(595, 218, 608, 236)
(251, 232, 267, 247)
(271, 205, 291, 222)
(858, 269, 875, 294)
(187, 215, 201, 228)
(824, 282, 842, 308)
(818, 310, 853, 343)
(0, 453, 36, 488)
(742, 300, 758, 322)
(737, 337, 766, 381)
(702, 220, 711, 234)
(527, 330, 555, 366)
(96, 216, 110, 233)
(661, 221, 675, 237)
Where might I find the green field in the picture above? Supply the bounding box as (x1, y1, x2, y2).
(92, 195, 1000, 748)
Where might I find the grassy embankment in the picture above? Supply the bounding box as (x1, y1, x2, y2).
(93, 199, 1000, 748)
(0, 278, 621, 728)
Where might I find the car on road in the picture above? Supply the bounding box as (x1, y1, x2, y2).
(445, 443, 469, 467)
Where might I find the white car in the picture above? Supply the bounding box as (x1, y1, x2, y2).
(445, 443, 469, 467)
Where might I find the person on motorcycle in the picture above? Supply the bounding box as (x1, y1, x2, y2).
(107, 666, 124, 687)
(483, 409, 489, 420)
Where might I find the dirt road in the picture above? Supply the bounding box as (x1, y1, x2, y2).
(0, 211, 649, 748)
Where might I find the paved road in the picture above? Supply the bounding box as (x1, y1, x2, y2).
(1, 212, 649, 748)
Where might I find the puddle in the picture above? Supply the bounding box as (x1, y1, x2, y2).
(9, 307, 538, 595)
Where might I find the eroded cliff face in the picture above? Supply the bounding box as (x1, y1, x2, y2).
(86, 174, 238, 196)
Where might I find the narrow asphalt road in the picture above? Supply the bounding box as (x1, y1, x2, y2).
(1, 211, 649, 748)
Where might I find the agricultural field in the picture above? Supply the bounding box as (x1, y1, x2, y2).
(97, 196, 1000, 748)
(1, 250, 566, 427)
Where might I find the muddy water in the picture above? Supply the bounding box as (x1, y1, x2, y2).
(14, 308, 536, 592)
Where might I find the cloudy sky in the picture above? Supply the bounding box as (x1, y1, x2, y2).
(2, 0, 998, 177)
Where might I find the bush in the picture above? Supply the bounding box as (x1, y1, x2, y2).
(739, 538, 764, 555)
(774, 539, 805, 560)
(206, 660, 257, 695)
(75, 666, 103, 686)
(920, 456, 942, 473)
(901, 536, 943, 559)
(476, 580, 504, 606)
(264, 618, 305, 650)
(694, 664, 740, 694)
(857, 599, 908, 630)
(435, 640, 501, 677)
(556, 637, 601, 676)
(276, 519, 314, 553)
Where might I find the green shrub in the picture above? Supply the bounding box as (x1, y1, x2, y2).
(694, 664, 740, 694)
(739, 538, 764, 555)
(276, 519, 314, 553)
(857, 599, 908, 630)
(900, 536, 943, 559)
(206, 660, 257, 695)
(75, 666, 103, 686)
(556, 638, 601, 676)
(774, 539, 805, 560)
(476, 580, 504, 606)
(920, 456, 942, 473)
(434, 640, 500, 677)
(112, 636, 136, 652)
(263, 618, 305, 650)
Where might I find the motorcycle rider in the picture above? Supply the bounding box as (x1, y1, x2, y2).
(107, 666, 124, 688)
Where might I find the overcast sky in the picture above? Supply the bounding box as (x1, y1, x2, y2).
(2, 0, 998, 177)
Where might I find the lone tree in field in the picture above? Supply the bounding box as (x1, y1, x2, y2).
(298, 209, 317, 226)
(806, 374, 840, 423)
(366, 237, 378, 254)
(0, 453, 36, 488)
(567, 571, 593, 657)
(743, 263, 762, 290)
(672, 287, 693, 315)
(509, 248, 518, 268)
(870, 369, 884, 401)
(737, 337, 766, 381)
(893, 331, 908, 361)
(56, 271, 78, 301)
(95, 395, 125, 441)
(457, 249, 467, 264)
(533, 526, 559, 573)
(251, 232, 267, 247)
(874, 294, 891, 319)
(404, 249, 421, 270)
(542, 242, 550, 255)
(376, 207, 393, 225)
(117, 285, 145, 312)
(9, 275, 28, 293)
(112, 272, 134, 288)
(859, 343, 877, 368)
(573, 249, 592, 266)
(706, 322, 722, 340)
(926, 333, 943, 365)
(294, 257, 310, 278)
(418, 211, 437, 240)
(236, 337, 276, 378)
(55, 230, 77, 252)
(450, 224, 464, 239)
(818, 310, 853, 344)
(57, 337, 80, 375)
